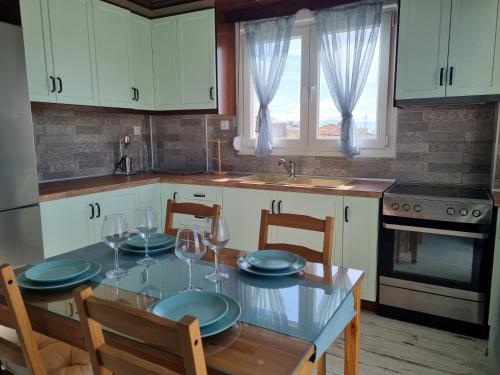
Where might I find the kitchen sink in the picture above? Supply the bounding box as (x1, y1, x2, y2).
(234, 175, 289, 184)
(234, 175, 352, 187)
(282, 177, 352, 187)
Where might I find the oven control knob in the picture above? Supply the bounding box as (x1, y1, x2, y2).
(459, 209, 468, 216)
(414, 205, 422, 212)
(447, 207, 456, 215)
(402, 204, 410, 211)
(472, 209, 481, 218)
(391, 203, 399, 210)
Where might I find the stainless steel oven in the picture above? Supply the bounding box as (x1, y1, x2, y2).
(379, 184, 494, 327)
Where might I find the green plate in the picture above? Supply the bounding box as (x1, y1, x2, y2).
(127, 233, 175, 249)
(246, 250, 299, 271)
(25, 259, 91, 283)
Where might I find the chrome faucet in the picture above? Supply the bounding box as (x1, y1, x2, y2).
(279, 158, 296, 177)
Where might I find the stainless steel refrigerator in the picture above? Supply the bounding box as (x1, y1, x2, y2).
(0, 21, 44, 266)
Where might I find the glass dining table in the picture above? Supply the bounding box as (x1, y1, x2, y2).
(2, 243, 364, 375)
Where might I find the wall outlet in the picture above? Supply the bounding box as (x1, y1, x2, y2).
(220, 120, 230, 130)
(133, 126, 141, 136)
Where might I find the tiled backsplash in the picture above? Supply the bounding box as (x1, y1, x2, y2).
(33, 103, 497, 186)
(32, 107, 149, 181)
(154, 103, 496, 186)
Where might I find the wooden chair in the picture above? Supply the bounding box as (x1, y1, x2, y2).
(258, 209, 334, 266)
(257, 209, 334, 375)
(0, 264, 91, 375)
(73, 285, 207, 375)
(164, 199, 221, 236)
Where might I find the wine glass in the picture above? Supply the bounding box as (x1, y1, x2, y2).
(101, 214, 129, 279)
(135, 207, 159, 266)
(175, 227, 206, 292)
(203, 216, 230, 282)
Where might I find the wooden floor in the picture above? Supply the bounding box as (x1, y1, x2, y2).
(323, 312, 488, 375)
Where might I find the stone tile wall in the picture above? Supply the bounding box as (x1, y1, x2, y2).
(33, 103, 497, 186)
(32, 107, 150, 181)
(154, 103, 497, 186)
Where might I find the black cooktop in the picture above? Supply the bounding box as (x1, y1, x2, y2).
(386, 183, 492, 202)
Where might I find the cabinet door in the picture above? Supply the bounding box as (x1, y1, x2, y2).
(137, 183, 162, 226)
(47, 0, 98, 105)
(160, 183, 180, 231)
(19, 0, 56, 102)
(276, 192, 343, 266)
(152, 16, 180, 110)
(396, 0, 451, 100)
(131, 14, 155, 110)
(40, 196, 93, 258)
(93, 0, 133, 108)
(222, 188, 277, 252)
(92, 188, 137, 241)
(176, 9, 217, 109)
(342, 197, 379, 302)
(446, 0, 500, 96)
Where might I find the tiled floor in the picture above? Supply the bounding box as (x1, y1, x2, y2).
(324, 311, 488, 375)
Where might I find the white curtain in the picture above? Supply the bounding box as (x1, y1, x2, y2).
(244, 16, 295, 156)
(315, 1, 383, 157)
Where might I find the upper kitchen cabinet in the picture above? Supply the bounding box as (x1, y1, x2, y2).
(446, 0, 500, 96)
(395, 0, 451, 100)
(176, 9, 217, 110)
(396, 0, 500, 101)
(152, 16, 180, 110)
(130, 14, 155, 110)
(19, 0, 56, 102)
(92, 0, 133, 108)
(152, 9, 217, 110)
(20, 0, 99, 105)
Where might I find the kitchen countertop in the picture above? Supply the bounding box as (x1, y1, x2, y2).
(492, 190, 500, 207)
(38, 172, 396, 202)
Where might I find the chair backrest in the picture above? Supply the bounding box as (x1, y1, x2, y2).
(73, 285, 207, 375)
(258, 210, 334, 266)
(164, 199, 221, 236)
(0, 263, 47, 375)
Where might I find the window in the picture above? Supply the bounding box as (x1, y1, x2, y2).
(238, 7, 397, 156)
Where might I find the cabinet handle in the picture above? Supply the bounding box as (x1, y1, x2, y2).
(209, 86, 214, 100)
(57, 77, 62, 93)
(271, 200, 276, 214)
(449, 67, 454, 86)
(344, 206, 349, 223)
(89, 204, 94, 220)
(278, 200, 282, 214)
(136, 88, 140, 101)
(439, 67, 444, 86)
(194, 215, 205, 219)
(95, 203, 101, 218)
(193, 193, 205, 198)
(132, 87, 137, 101)
(50, 76, 56, 93)
(173, 192, 178, 201)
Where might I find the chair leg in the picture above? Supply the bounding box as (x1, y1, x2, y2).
(316, 353, 326, 375)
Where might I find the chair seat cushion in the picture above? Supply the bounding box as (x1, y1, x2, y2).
(0, 326, 91, 375)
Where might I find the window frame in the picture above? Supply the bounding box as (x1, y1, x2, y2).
(237, 6, 398, 157)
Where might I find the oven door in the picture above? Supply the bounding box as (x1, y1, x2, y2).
(380, 217, 492, 293)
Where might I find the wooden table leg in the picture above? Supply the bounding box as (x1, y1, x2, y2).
(316, 353, 326, 375)
(344, 282, 361, 375)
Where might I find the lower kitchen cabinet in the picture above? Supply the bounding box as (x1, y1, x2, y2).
(276, 191, 344, 267)
(342, 196, 380, 302)
(160, 183, 179, 230)
(137, 183, 162, 226)
(222, 187, 277, 252)
(40, 187, 137, 257)
(40, 195, 94, 258)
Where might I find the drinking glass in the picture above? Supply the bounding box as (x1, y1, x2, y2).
(101, 214, 129, 279)
(175, 227, 206, 292)
(135, 207, 159, 266)
(202, 216, 230, 282)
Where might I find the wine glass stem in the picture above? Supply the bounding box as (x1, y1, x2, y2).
(114, 248, 119, 270)
(188, 261, 193, 289)
(144, 236, 149, 259)
(214, 249, 219, 274)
